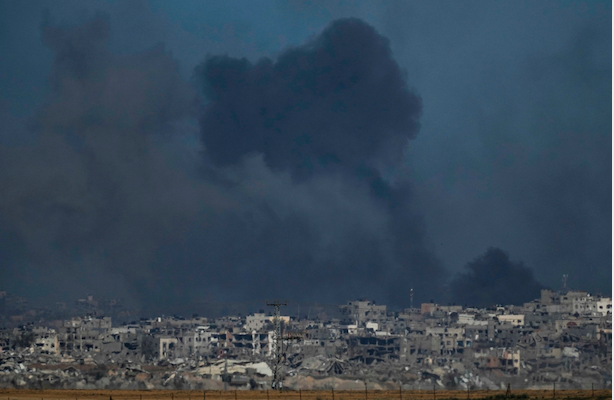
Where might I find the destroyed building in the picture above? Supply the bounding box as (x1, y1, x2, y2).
(0, 289, 610, 390)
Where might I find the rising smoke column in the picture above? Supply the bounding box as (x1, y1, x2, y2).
(197, 18, 444, 305)
(450, 247, 545, 307)
(0, 15, 445, 311)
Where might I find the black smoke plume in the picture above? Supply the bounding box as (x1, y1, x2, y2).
(198, 18, 444, 305)
(0, 15, 443, 313)
(199, 18, 421, 178)
(450, 247, 545, 307)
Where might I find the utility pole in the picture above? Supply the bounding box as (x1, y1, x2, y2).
(223, 353, 228, 391)
(267, 300, 287, 390)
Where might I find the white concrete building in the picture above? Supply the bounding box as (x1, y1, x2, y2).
(596, 298, 612, 315)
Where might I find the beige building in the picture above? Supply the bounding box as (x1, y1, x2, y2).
(497, 314, 525, 326)
(340, 300, 387, 325)
(159, 337, 178, 360)
(35, 330, 59, 355)
(245, 313, 268, 332)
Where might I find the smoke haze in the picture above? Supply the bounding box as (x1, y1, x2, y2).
(0, 2, 609, 313)
(0, 16, 444, 312)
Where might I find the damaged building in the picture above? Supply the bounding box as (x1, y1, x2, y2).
(0, 289, 610, 390)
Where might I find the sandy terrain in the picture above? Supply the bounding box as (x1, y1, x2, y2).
(0, 388, 610, 400)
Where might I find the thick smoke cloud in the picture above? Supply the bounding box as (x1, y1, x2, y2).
(198, 18, 443, 305)
(199, 18, 421, 177)
(0, 15, 444, 312)
(0, 15, 226, 307)
(450, 247, 545, 308)
(1, 3, 609, 314)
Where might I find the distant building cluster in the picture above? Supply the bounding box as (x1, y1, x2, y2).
(0, 289, 610, 390)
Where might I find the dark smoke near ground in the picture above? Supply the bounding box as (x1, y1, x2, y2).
(0, 15, 445, 313)
(450, 247, 545, 308)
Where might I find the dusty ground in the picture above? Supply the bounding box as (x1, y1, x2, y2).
(0, 389, 610, 400)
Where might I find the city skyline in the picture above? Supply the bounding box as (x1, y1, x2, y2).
(0, 286, 610, 390)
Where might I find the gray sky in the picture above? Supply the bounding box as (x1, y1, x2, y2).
(0, 0, 610, 312)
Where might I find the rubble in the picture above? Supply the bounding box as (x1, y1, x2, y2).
(0, 289, 610, 390)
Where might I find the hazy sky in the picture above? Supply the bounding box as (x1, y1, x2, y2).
(0, 0, 610, 312)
